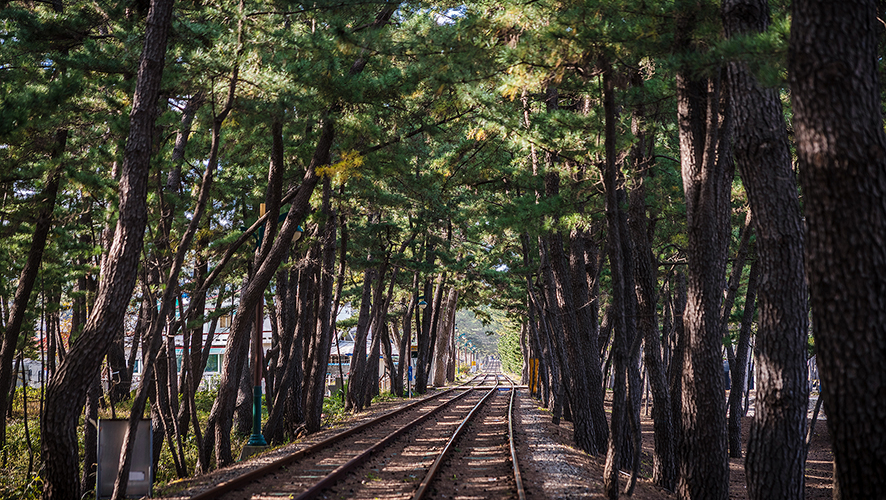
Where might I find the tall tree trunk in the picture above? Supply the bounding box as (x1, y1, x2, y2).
(539, 249, 561, 411)
(395, 312, 412, 393)
(302, 257, 322, 419)
(346, 264, 376, 411)
(331, 209, 349, 399)
(305, 178, 337, 433)
(263, 249, 311, 444)
(121, 60, 238, 490)
(536, 237, 566, 424)
(154, 332, 187, 477)
(667, 272, 688, 459)
(569, 229, 609, 452)
(549, 204, 602, 455)
(419, 272, 446, 392)
(364, 325, 381, 402)
(40, 0, 174, 496)
(627, 107, 675, 489)
(721, 209, 753, 357)
(601, 55, 630, 499)
(535, 84, 601, 456)
(205, 116, 328, 467)
(433, 288, 456, 386)
(107, 337, 131, 404)
(396, 278, 418, 397)
(789, 0, 886, 496)
(727, 259, 758, 458)
(445, 291, 458, 383)
(415, 241, 436, 395)
(80, 372, 101, 494)
(269, 256, 297, 414)
(519, 90, 548, 402)
(618, 187, 642, 480)
(674, 45, 733, 499)
(233, 353, 255, 436)
(725, 2, 809, 496)
(176, 258, 210, 433)
(0, 149, 63, 449)
(363, 247, 399, 403)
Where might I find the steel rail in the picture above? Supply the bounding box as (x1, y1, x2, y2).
(291, 378, 484, 500)
(411, 374, 502, 500)
(189, 374, 484, 500)
(507, 374, 527, 500)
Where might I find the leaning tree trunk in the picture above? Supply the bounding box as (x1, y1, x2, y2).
(205, 117, 328, 467)
(40, 0, 174, 496)
(725, 1, 809, 497)
(789, 0, 886, 496)
(0, 155, 63, 450)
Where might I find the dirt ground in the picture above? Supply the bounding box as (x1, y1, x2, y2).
(515, 390, 833, 499)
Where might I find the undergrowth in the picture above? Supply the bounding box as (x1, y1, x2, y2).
(2, 384, 412, 499)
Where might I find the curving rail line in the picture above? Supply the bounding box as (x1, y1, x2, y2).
(185, 371, 524, 500)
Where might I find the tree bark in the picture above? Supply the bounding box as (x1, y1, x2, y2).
(415, 274, 433, 393)
(0, 144, 63, 449)
(263, 249, 311, 444)
(346, 262, 376, 411)
(674, 43, 733, 499)
(433, 288, 456, 386)
(40, 0, 174, 496)
(233, 352, 255, 436)
(618, 186, 642, 482)
(119, 51, 237, 490)
(395, 276, 418, 397)
(305, 178, 337, 433)
(569, 229, 609, 452)
(80, 372, 101, 494)
(725, 2, 810, 496)
(206, 116, 328, 466)
(627, 110, 675, 489)
(728, 259, 758, 458)
(789, 0, 886, 496)
(668, 272, 688, 460)
(601, 56, 629, 499)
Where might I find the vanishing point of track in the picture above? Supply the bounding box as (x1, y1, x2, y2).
(189, 371, 526, 500)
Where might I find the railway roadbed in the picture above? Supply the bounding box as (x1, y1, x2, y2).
(157, 381, 676, 500)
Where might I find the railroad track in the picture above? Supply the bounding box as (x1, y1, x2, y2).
(189, 372, 525, 500)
